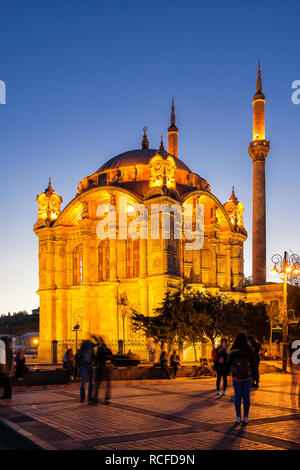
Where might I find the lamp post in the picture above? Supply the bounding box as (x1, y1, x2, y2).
(270, 251, 300, 372)
(73, 324, 80, 352)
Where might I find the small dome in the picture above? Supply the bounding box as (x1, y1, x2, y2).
(97, 148, 191, 173)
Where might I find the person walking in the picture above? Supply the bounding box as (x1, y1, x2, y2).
(93, 338, 112, 405)
(79, 340, 95, 403)
(160, 350, 171, 380)
(170, 350, 180, 379)
(15, 350, 28, 380)
(248, 336, 261, 389)
(228, 333, 257, 425)
(0, 337, 14, 399)
(214, 338, 229, 396)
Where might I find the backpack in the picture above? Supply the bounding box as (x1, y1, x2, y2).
(79, 342, 93, 365)
(231, 356, 252, 380)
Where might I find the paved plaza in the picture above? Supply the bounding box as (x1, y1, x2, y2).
(0, 373, 300, 450)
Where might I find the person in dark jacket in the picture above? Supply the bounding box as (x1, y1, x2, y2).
(170, 351, 180, 379)
(228, 333, 257, 425)
(79, 340, 96, 403)
(248, 336, 261, 389)
(214, 338, 229, 396)
(160, 351, 171, 379)
(93, 337, 112, 405)
(15, 350, 28, 380)
(0, 337, 14, 399)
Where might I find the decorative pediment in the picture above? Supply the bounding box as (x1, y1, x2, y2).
(224, 187, 244, 229)
(149, 154, 176, 189)
(36, 178, 62, 224)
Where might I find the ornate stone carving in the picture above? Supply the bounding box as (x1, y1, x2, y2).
(149, 154, 176, 189)
(36, 178, 62, 224)
(224, 187, 245, 230)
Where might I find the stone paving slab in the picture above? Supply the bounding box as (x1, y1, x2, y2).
(0, 373, 299, 450)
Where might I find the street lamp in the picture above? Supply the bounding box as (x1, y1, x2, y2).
(73, 324, 80, 352)
(270, 251, 300, 372)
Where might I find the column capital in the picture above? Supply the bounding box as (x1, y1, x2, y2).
(248, 139, 270, 162)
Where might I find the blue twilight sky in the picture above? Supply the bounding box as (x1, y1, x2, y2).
(0, 0, 299, 314)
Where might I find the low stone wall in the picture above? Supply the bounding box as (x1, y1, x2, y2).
(8, 361, 280, 387)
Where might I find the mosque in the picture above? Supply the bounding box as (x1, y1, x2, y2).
(34, 65, 286, 362)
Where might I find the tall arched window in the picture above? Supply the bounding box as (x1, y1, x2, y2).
(98, 239, 110, 281)
(126, 238, 139, 278)
(73, 245, 83, 285)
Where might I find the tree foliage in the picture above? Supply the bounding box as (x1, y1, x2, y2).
(131, 284, 270, 354)
(0, 311, 39, 335)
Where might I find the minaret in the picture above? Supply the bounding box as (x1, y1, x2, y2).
(168, 97, 178, 157)
(248, 61, 270, 284)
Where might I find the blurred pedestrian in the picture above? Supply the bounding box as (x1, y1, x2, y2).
(160, 351, 171, 380)
(214, 338, 229, 396)
(248, 336, 261, 389)
(170, 350, 180, 379)
(147, 340, 156, 362)
(15, 350, 28, 380)
(0, 337, 14, 399)
(93, 337, 112, 405)
(63, 348, 75, 380)
(228, 333, 257, 425)
(79, 340, 95, 403)
(74, 349, 81, 379)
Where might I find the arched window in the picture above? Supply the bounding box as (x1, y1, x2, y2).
(126, 238, 139, 278)
(73, 245, 83, 285)
(98, 239, 110, 281)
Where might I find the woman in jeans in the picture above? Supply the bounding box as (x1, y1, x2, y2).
(228, 333, 257, 425)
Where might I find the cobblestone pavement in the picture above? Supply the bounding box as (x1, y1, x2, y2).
(0, 373, 300, 450)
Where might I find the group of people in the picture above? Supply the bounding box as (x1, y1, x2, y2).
(62, 348, 79, 380)
(0, 331, 275, 426)
(160, 350, 180, 379)
(75, 336, 112, 405)
(213, 333, 261, 424)
(0, 337, 29, 399)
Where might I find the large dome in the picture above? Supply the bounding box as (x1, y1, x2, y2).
(97, 148, 191, 173)
(77, 145, 210, 197)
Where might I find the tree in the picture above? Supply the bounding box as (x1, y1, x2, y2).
(240, 301, 269, 342)
(131, 285, 270, 360)
(266, 301, 281, 350)
(131, 284, 207, 360)
(192, 291, 244, 344)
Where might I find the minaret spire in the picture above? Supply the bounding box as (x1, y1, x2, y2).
(141, 126, 149, 149)
(171, 97, 176, 125)
(248, 61, 270, 284)
(159, 135, 165, 151)
(256, 59, 262, 93)
(168, 97, 178, 158)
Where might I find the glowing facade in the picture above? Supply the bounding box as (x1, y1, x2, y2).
(34, 101, 248, 362)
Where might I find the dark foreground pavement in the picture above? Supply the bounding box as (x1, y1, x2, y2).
(0, 422, 38, 450)
(0, 373, 299, 450)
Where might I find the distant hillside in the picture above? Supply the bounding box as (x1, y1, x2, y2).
(0, 311, 39, 335)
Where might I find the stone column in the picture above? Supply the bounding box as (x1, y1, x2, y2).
(248, 140, 270, 283)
